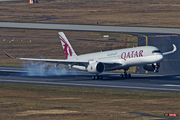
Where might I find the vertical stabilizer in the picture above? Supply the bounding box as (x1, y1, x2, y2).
(58, 32, 77, 59)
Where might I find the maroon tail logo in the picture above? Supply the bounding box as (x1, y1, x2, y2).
(59, 35, 72, 59)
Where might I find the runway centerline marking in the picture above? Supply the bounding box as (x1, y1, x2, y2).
(0, 70, 27, 73)
(162, 84, 180, 87)
(0, 79, 180, 92)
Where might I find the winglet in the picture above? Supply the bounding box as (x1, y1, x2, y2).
(162, 44, 177, 56)
(172, 44, 177, 52)
(4, 51, 17, 59)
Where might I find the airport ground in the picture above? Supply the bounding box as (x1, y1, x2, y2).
(1, 0, 180, 27)
(0, 67, 180, 120)
(0, 83, 175, 120)
(1, 29, 180, 119)
(0, 76, 180, 120)
(1, 0, 180, 119)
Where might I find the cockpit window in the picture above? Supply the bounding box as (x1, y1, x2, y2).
(152, 50, 162, 53)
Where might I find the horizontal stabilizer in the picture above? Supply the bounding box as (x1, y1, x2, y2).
(4, 51, 18, 59)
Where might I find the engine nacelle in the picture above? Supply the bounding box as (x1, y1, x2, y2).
(87, 62, 105, 74)
(143, 63, 160, 73)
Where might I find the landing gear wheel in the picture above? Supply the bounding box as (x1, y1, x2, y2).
(92, 75, 103, 80)
(124, 73, 128, 78)
(120, 73, 131, 78)
(154, 69, 159, 73)
(121, 74, 124, 78)
(98, 75, 103, 80)
(92, 76, 96, 80)
(128, 73, 131, 78)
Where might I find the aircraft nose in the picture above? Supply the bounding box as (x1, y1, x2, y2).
(156, 54, 163, 62)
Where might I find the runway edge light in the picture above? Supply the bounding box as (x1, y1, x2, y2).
(164, 113, 178, 117)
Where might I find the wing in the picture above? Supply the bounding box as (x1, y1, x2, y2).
(4, 51, 117, 67)
(162, 44, 177, 56)
(4, 51, 89, 66)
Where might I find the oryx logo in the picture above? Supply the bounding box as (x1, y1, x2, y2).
(59, 35, 72, 59)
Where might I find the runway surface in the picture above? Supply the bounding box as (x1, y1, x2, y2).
(0, 66, 180, 93)
(0, 22, 180, 34)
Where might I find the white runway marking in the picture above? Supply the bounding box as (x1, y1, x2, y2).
(0, 70, 27, 73)
(162, 84, 180, 87)
(0, 79, 180, 92)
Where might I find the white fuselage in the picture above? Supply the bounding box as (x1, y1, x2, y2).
(69, 46, 163, 71)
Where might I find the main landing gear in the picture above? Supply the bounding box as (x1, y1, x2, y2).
(120, 69, 131, 78)
(92, 75, 103, 80)
(92, 69, 131, 80)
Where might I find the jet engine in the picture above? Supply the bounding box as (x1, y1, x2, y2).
(143, 63, 160, 73)
(87, 62, 105, 74)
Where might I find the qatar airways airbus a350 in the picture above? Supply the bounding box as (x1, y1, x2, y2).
(4, 32, 177, 79)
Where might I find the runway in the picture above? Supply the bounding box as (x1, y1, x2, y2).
(1, 22, 180, 93)
(0, 22, 180, 34)
(1, 66, 180, 93)
(1, 22, 180, 76)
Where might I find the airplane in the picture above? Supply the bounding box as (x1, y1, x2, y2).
(4, 32, 177, 79)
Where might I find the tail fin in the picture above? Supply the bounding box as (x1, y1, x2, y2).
(58, 32, 77, 59)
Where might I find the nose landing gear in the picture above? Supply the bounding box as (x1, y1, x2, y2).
(153, 63, 160, 73)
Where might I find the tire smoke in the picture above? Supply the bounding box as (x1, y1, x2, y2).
(21, 61, 78, 77)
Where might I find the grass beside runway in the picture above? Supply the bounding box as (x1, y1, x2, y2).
(1, 0, 180, 27)
(0, 28, 137, 72)
(0, 83, 179, 120)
